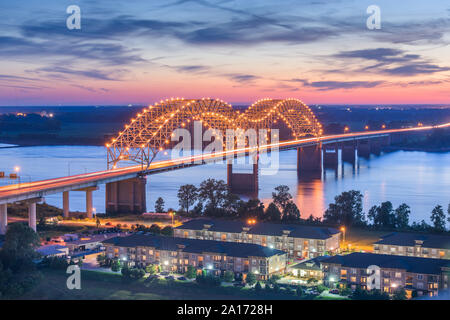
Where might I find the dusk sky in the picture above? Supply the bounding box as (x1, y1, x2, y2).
(1, 0, 450, 106)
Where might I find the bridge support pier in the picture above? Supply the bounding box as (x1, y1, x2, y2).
(63, 191, 69, 218)
(74, 187, 99, 218)
(227, 161, 259, 195)
(323, 144, 339, 168)
(106, 177, 147, 215)
(86, 189, 94, 219)
(25, 198, 42, 232)
(0, 204, 7, 235)
(28, 203, 36, 232)
(297, 144, 322, 173)
(357, 140, 371, 158)
(342, 141, 356, 164)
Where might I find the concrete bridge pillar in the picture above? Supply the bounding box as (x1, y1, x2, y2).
(25, 198, 42, 232)
(86, 189, 94, 219)
(63, 191, 70, 218)
(357, 140, 371, 158)
(0, 204, 7, 235)
(323, 143, 339, 168)
(74, 186, 99, 218)
(342, 141, 356, 164)
(227, 160, 259, 195)
(28, 202, 37, 232)
(105, 177, 147, 215)
(297, 144, 322, 173)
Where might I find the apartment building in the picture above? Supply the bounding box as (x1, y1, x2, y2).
(373, 232, 450, 259)
(174, 219, 341, 258)
(103, 234, 287, 280)
(322, 252, 450, 298)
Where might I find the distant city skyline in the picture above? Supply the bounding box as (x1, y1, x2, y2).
(1, 0, 450, 105)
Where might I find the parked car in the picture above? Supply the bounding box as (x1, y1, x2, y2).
(165, 275, 175, 281)
(178, 276, 187, 281)
(329, 289, 340, 295)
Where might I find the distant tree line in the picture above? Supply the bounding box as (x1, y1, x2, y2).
(323, 190, 450, 233)
(154, 182, 450, 233)
(153, 179, 307, 223)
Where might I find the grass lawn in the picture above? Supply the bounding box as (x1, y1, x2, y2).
(18, 269, 320, 300)
(345, 227, 387, 252)
(18, 270, 293, 300)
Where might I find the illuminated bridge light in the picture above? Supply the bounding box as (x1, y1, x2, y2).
(106, 98, 323, 168)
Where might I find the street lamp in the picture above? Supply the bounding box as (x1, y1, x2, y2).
(340, 226, 346, 250)
(169, 210, 175, 226)
(14, 166, 20, 187)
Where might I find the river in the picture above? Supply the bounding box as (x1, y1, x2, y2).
(0, 145, 449, 223)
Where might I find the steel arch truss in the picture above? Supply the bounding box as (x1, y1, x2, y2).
(106, 97, 322, 168)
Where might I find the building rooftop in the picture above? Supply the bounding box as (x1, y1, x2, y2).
(103, 234, 286, 258)
(176, 218, 340, 239)
(290, 255, 331, 271)
(65, 233, 125, 245)
(374, 232, 450, 250)
(322, 252, 450, 275)
(36, 244, 68, 257)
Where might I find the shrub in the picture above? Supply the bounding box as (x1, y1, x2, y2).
(196, 274, 221, 287)
(246, 272, 257, 286)
(223, 270, 235, 283)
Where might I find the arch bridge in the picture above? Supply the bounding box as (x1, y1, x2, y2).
(106, 98, 322, 169)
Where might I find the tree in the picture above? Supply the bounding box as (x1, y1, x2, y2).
(111, 259, 121, 272)
(282, 201, 301, 222)
(223, 270, 235, 282)
(1, 223, 40, 272)
(191, 202, 203, 216)
(265, 203, 282, 222)
(246, 272, 257, 286)
(0, 223, 42, 298)
(394, 203, 410, 229)
(393, 288, 407, 300)
(160, 226, 173, 236)
(154, 197, 165, 213)
(198, 179, 228, 212)
(448, 203, 450, 229)
(149, 224, 161, 234)
(323, 190, 365, 226)
(122, 267, 145, 281)
(430, 205, 446, 232)
(146, 264, 159, 275)
(368, 201, 395, 228)
(254, 281, 262, 293)
(96, 217, 101, 228)
(223, 192, 241, 217)
(185, 265, 197, 279)
(177, 184, 198, 215)
(237, 199, 265, 220)
(272, 185, 292, 212)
